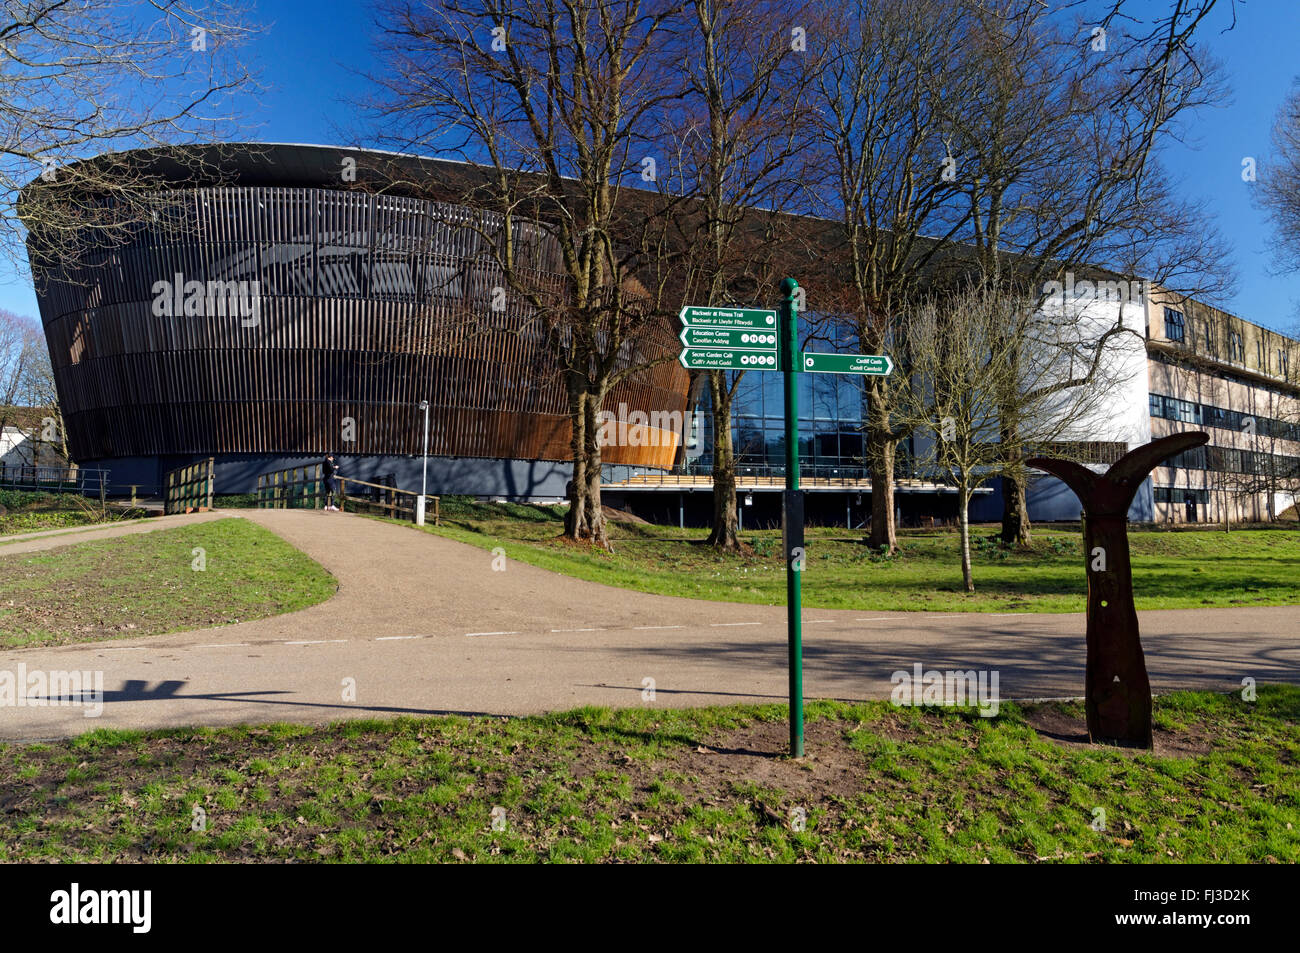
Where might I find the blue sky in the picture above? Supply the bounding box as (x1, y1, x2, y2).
(3, 0, 1298, 332)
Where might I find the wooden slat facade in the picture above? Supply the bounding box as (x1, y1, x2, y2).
(34, 186, 689, 469)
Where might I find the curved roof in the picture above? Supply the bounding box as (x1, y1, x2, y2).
(35, 141, 486, 200)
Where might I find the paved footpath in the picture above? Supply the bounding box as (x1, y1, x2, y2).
(1, 509, 1296, 740)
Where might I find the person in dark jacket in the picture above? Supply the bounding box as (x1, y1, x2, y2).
(323, 453, 341, 511)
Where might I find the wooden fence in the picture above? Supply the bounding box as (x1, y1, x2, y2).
(256, 463, 326, 510)
(164, 457, 214, 514)
(255, 464, 438, 525)
(337, 476, 439, 525)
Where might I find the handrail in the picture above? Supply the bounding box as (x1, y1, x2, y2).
(256, 463, 325, 510)
(0, 464, 111, 499)
(254, 463, 438, 524)
(337, 476, 439, 525)
(163, 457, 214, 514)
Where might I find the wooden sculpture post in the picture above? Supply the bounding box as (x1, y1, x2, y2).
(1027, 432, 1209, 748)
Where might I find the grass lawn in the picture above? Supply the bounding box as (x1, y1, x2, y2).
(1, 687, 1294, 863)
(0, 517, 336, 649)
(0, 490, 140, 538)
(410, 498, 1300, 613)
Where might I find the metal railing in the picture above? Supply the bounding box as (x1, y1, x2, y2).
(604, 461, 1001, 490)
(0, 464, 110, 499)
(164, 457, 215, 514)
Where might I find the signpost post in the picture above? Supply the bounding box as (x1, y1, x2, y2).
(779, 279, 805, 757)
(677, 287, 892, 757)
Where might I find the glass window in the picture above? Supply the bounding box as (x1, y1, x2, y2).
(1164, 308, 1185, 342)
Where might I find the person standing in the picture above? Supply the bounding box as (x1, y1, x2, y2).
(323, 453, 341, 511)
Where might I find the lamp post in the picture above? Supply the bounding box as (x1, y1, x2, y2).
(417, 400, 430, 525)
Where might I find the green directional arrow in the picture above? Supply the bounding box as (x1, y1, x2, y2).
(679, 348, 780, 370)
(679, 326, 779, 350)
(800, 352, 894, 375)
(679, 306, 778, 330)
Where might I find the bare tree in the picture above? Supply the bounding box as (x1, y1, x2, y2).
(809, 0, 977, 554)
(939, 0, 1232, 546)
(4, 1, 258, 275)
(1259, 79, 1300, 278)
(0, 309, 62, 465)
(902, 285, 1023, 592)
(0, 311, 36, 432)
(653, 0, 819, 549)
(370, 0, 685, 549)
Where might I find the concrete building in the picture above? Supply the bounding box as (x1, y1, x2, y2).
(1144, 288, 1300, 524)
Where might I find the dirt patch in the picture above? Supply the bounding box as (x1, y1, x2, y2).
(601, 505, 650, 525)
(662, 717, 866, 802)
(1022, 704, 1217, 758)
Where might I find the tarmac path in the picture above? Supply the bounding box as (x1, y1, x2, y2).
(1, 509, 1295, 740)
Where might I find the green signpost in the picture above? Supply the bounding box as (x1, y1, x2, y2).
(801, 352, 894, 376)
(679, 305, 777, 329)
(678, 306, 780, 371)
(678, 285, 893, 757)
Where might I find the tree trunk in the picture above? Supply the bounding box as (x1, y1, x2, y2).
(1000, 471, 1032, 547)
(562, 376, 611, 550)
(999, 422, 1032, 547)
(865, 392, 898, 552)
(563, 383, 590, 540)
(959, 491, 974, 592)
(582, 383, 610, 550)
(706, 370, 742, 549)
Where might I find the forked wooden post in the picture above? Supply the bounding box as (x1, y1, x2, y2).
(1028, 432, 1209, 749)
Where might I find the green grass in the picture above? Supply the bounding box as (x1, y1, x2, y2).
(0, 490, 132, 537)
(1, 687, 1295, 863)
(410, 497, 1300, 613)
(0, 517, 336, 648)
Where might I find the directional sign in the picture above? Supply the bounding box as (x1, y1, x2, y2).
(679, 306, 778, 330)
(679, 326, 779, 350)
(679, 348, 780, 370)
(800, 352, 893, 376)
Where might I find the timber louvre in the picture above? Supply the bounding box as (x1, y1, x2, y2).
(34, 176, 688, 472)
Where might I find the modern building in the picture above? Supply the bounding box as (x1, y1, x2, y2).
(26, 142, 1300, 524)
(25, 143, 690, 497)
(1144, 288, 1300, 523)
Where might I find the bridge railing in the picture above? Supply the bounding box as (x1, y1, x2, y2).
(338, 476, 439, 525)
(256, 463, 326, 510)
(254, 464, 438, 525)
(163, 457, 215, 514)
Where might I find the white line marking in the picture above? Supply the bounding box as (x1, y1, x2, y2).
(101, 646, 145, 650)
(806, 619, 835, 624)
(855, 617, 896, 622)
(375, 636, 419, 641)
(197, 642, 248, 648)
(710, 622, 763, 627)
(285, 639, 348, 645)
(465, 631, 519, 637)
(634, 625, 684, 630)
